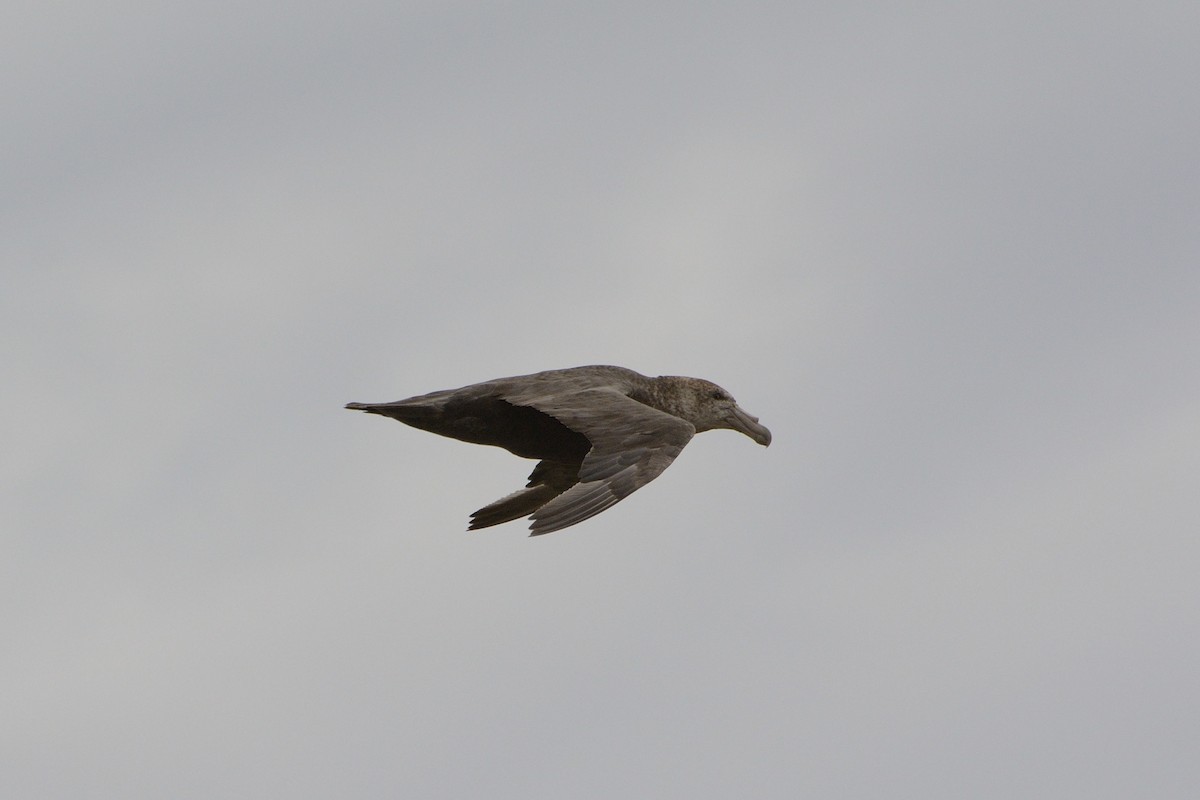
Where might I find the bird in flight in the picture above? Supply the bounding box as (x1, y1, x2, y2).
(346, 365, 771, 535)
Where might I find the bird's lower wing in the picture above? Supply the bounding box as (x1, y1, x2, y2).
(520, 394, 694, 535)
(470, 483, 568, 530)
(469, 459, 580, 530)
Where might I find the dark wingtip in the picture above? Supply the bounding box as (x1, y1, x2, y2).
(467, 513, 496, 531)
(345, 402, 369, 410)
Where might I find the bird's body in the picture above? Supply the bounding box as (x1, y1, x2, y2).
(346, 365, 771, 535)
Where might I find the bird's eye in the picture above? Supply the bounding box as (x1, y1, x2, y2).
(711, 390, 726, 400)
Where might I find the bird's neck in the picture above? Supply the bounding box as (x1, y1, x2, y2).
(632, 376, 700, 422)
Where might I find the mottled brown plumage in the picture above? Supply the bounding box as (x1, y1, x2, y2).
(346, 365, 771, 535)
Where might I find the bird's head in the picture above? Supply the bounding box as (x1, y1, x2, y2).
(655, 377, 772, 446)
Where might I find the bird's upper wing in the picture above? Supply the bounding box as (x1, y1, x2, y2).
(498, 384, 696, 534)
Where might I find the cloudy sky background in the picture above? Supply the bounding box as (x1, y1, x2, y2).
(4, 2, 1198, 797)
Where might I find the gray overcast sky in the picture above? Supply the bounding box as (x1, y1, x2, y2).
(4, 2, 1198, 797)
